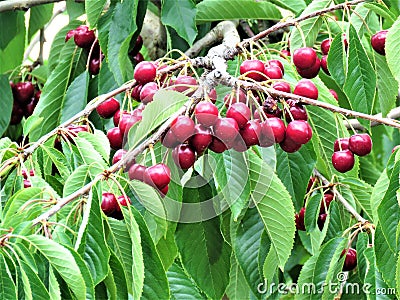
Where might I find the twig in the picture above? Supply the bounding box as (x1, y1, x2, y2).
(313, 169, 367, 224)
(239, 20, 255, 38)
(345, 107, 400, 130)
(0, 0, 63, 12)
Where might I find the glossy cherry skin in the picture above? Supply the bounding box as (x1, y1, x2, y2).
(223, 89, 247, 108)
(97, 97, 120, 119)
(13, 82, 35, 104)
(161, 129, 180, 149)
(329, 89, 338, 101)
(117, 195, 131, 208)
(240, 120, 262, 147)
(208, 89, 217, 103)
(65, 29, 75, 42)
(112, 149, 127, 165)
(131, 85, 143, 101)
(285, 104, 308, 121)
(144, 163, 171, 189)
(267, 59, 284, 74)
(213, 117, 239, 142)
(332, 150, 355, 173)
(89, 58, 101, 75)
(286, 120, 312, 145)
(320, 55, 329, 75)
(348, 133, 372, 156)
(128, 164, 147, 181)
(272, 82, 291, 93)
(73, 25, 96, 48)
(293, 79, 319, 100)
(321, 38, 332, 55)
(140, 82, 159, 104)
(172, 144, 196, 169)
(341, 248, 357, 271)
(293, 47, 318, 69)
(371, 30, 388, 55)
(295, 207, 306, 231)
(208, 137, 227, 153)
(134, 61, 157, 84)
(101, 192, 119, 215)
(130, 35, 143, 56)
(240, 59, 266, 81)
(195, 101, 219, 127)
(306, 177, 317, 192)
(279, 137, 302, 153)
(264, 66, 283, 79)
(173, 76, 197, 93)
(23, 99, 37, 118)
(317, 213, 327, 230)
(261, 117, 286, 144)
(320, 192, 334, 213)
(107, 127, 123, 150)
(334, 138, 349, 152)
(119, 113, 141, 136)
(296, 57, 320, 79)
(189, 125, 212, 154)
(226, 102, 251, 129)
(170, 115, 195, 143)
(280, 49, 291, 57)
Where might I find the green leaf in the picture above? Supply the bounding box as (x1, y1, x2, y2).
(364, 3, 396, 26)
(0, 254, 17, 300)
(276, 142, 316, 211)
(290, 0, 332, 51)
(340, 178, 373, 221)
(19, 260, 50, 300)
(344, 25, 376, 129)
(129, 90, 188, 148)
(196, 0, 281, 23)
(48, 267, 61, 300)
(0, 75, 13, 136)
(327, 34, 347, 86)
(28, 4, 53, 42)
(40, 145, 71, 181)
(270, 0, 306, 14)
(23, 235, 87, 299)
(0, 17, 25, 73)
(105, 251, 128, 300)
(376, 49, 398, 117)
(375, 225, 397, 288)
(98, 60, 119, 94)
(0, 11, 24, 49)
(175, 183, 231, 299)
(161, 0, 197, 46)
(226, 254, 250, 300)
(167, 263, 205, 300)
(63, 164, 103, 197)
(23, 116, 43, 137)
(85, 0, 107, 28)
(74, 134, 107, 167)
(156, 225, 178, 271)
(248, 151, 295, 271)
(370, 169, 389, 223)
(350, 3, 378, 37)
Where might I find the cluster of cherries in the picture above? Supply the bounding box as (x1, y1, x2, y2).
(22, 169, 35, 188)
(129, 35, 145, 65)
(65, 25, 103, 75)
(101, 192, 131, 219)
(9, 80, 41, 125)
(332, 133, 372, 173)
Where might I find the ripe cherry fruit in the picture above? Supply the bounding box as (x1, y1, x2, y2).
(264, 66, 283, 79)
(112, 149, 127, 165)
(139, 82, 159, 104)
(170, 115, 195, 143)
(101, 193, 119, 215)
(194, 102, 219, 127)
(295, 207, 306, 231)
(285, 120, 312, 145)
(213, 117, 239, 142)
(333, 137, 349, 152)
(240, 59, 266, 81)
(240, 120, 262, 147)
(144, 163, 171, 189)
(341, 248, 357, 271)
(332, 150, 355, 173)
(321, 38, 332, 55)
(293, 79, 319, 100)
(128, 164, 147, 181)
(189, 125, 212, 154)
(96, 97, 120, 119)
(13, 82, 35, 104)
(261, 117, 286, 144)
(293, 47, 318, 70)
(172, 144, 196, 169)
(226, 102, 251, 129)
(371, 30, 388, 56)
(107, 127, 123, 150)
(348, 133, 372, 156)
(134, 61, 157, 84)
(73, 25, 96, 48)
(272, 82, 291, 93)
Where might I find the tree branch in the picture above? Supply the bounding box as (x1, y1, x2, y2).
(345, 107, 400, 130)
(0, 0, 64, 12)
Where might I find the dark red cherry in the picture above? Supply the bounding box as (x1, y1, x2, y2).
(296, 57, 320, 79)
(112, 149, 127, 165)
(267, 59, 284, 74)
(170, 115, 195, 143)
(280, 49, 291, 57)
(295, 207, 306, 231)
(134, 61, 157, 84)
(286, 120, 312, 145)
(293, 47, 318, 69)
(321, 38, 332, 55)
(139, 82, 159, 104)
(264, 66, 283, 79)
(128, 164, 147, 181)
(130, 35, 143, 56)
(73, 25, 96, 48)
(371, 30, 388, 55)
(261, 117, 286, 144)
(317, 213, 327, 230)
(240, 59, 266, 81)
(272, 81, 291, 93)
(280, 137, 302, 153)
(285, 104, 308, 121)
(329, 89, 338, 101)
(161, 129, 180, 149)
(133, 52, 144, 64)
(131, 85, 143, 101)
(144, 163, 171, 189)
(101, 192, 119, 215)
(334, 138, 349, 152)
(189, 125, 212, 154)
(332, 150, 355, 173)
(348, 134, 372, 156)
(89, 57, 101, 75)
(223, 89, 247, 108)
(119, 113, 141, 136)
(213, 117, 239, 142)
(320, 55, 329, 75)
(320, 192, 334, 213)
(13, 82, 35, 104)
(96, 97, 120, 119)
(341, 248, 357, 271)
(65, 29, 75, 42)
(172, 144, 196, 169)
(226, 102, 251, 129)
(293, 79, 318, 100)
(240, 120, 262, 147)
(107, 127, 123, 150)
(195, 102, 219, 127)
(173, 76, 197, 94)
(208, 137, 227, 153)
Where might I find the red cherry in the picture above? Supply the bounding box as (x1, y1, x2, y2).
(231, 135, 248, 152)
(392, 145, 400, 153)
(321, 38, 332, 55)
(73, 25, 96, 48)
(267, 59, 284, 74)
(101, 192, 119, 215)
(371, 30, 388, 55)
(348, 134, 372, 156)
(286, 120, 312, 145)
(208, 89, 217, 103)
(329, 89, 338, 101)
(140, 82, 159, 104)
(332, 150, 355, 173)
(341, 248, 357, 271)
(133, 52, 144, 64)
(117, 195, 131, 207)
(264, 66, 283, 79)
(320, 55, 329, 75)
(107, 127, 123, 150)
(130, 35, 143, 56)
(159, 185, 169, 197)
(240, 120, 262, 147)
(119, 113, 141, 136)
(112, 149, 127, 165)
(97, 98, 120, 119)
(134, 61, 157, 84)
(172, 144, 196, 169)
(240, 59, 266, 81)
(320, 192, 334, 213)
(173, 76, 197, 94)
(161, 129, 180, 149)
(89, 58, 101, 75)
(307, 177, 317, 192)
(195, 102, 219, 127)
(317, 213, 327, 230)
(130, 85, 143, 101)
(226, 102, 251, 129)
(294, 79, 318, 100)
(113, 110, 122, 126)
(170, 115, 195, 143)
(285, 104, 308, 121)
(208, 137, 227, 153)
(295, 207, 306, 231)
(280, 137, 302, 153)
(296, 57, 320, 79)
(65, 29, 75, 42)
(272, 82, 291, 93)
(13, 82, 35, 104)
(23, 99, 37, 118)
(261, 117, 286, 144)
(223, 89, 247, 108)
(65, 124, 89, 142)
(128, 164, 147, 181)
(280, 49, 291, 57)
(189, 125, 212, 154)
(293, 47, 318, 70)
(334, 138, 349, 152)
(144, 163, 171, 189)
(213, 117, 239, 142)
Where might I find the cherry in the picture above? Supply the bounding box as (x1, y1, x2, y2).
(293, 47, 318, 70)
(195, 102, 219, 127)
(97, 97, 120, 119)
(130, 35, 143, 56)
(130, 85, 143, 101)
(170, 115, 195, 143)
(23, 179, 32, 188)
(66, 124, 89, 139)
(173, 76, 197, 93)
(240, 120, 262, 147)
(334, 137, 349, 152)
(65, 29, 75, 42)
(348, 133, 372, 156)
(144, 163, 171, 189)
(329, 89, 338, 101)
(240, 59, 266, 81)
(332, 150, 355, 173)
(295, 207, 306, 231)
(140, 82, 159, 104)
(107, 127, 123, 150)
(161, 129, 180, 148)
(119, 113, 141, 136)
(280, 137, 302, 153)
(112, 149, 126, 165)
(117, 195, 131, 208)
(128, 164, 147, 181)
(317, 213, 327, 230)
(231, 136, 248, 152)
(286, 120, 312, 145)
(223, 89, 247, 108)
(189, 124, 212, 154)
(73, 25, 96, 48)
(22, 169, 35, 179)
(320, 192, 334, 213)
(392, 145, 400, 153)
(371, 30, 388, 55)
(24, 99, 37, 118)
(267, 59, 284, 74)
(113, 110, 123, 126)
(89, 57, 101, 75)
(320, 55, 329, 75)
(208, 89, 217, 103)
(226, 102, 251, 129)
(341, 248, 357, 271)
(13, 82, 35, 104)
(264, 66, 283, 79)
(134, 61, 157, 84)
(272, 82, 291, 93)
(208, 137, 227, 153)
(172, 144, 196, 169)
(133, 52, 144, 64)
(296, 57, 320, 79)
(280, 49, 291, 57)
(34, 90, 41, 102)
(159, 185, 169, 197)
(101, 192, 118, 215)
(321, 38, 332, 55)
(285, 104, 308, 121)
(213, 117, 239, 142)
(261, 117, 285, 144)
(306, 177, 317, 192)
(293, 79, 318, 100)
